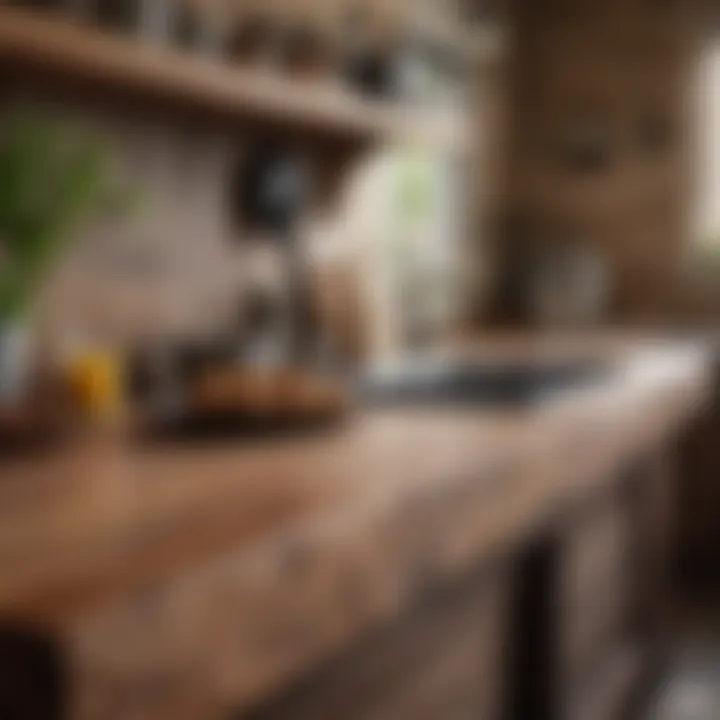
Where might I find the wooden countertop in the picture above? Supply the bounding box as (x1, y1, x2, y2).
(0, 338, 712, 718)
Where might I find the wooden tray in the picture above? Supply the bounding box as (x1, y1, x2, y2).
(143, 366, 351, 442)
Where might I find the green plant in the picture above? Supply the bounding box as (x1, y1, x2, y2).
(0, 107, 130, 322)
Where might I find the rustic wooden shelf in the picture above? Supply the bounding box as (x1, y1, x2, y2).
(0, 6, 464, 151)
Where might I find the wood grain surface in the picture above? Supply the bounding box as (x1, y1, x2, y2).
(0, 339, 711, 718)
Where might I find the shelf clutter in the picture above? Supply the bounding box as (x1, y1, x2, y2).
(0, 3, 469, 151)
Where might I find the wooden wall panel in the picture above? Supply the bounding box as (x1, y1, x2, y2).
(493, 0, 693, 323)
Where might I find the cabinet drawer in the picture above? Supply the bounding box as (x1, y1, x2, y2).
(242, 565, 513, 720)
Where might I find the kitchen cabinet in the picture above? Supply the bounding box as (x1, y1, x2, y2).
(243, 448, 677, 720)
(557, 449, 676, 720)
(505, 447, 676, 720)
(241, 564, 514, 720)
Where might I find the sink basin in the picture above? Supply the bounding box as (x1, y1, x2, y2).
(360, 359, 609, 408)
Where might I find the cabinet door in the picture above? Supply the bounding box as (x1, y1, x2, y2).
(559, 484, 634, 719)
(241, 565, 514, 720)
(678, 379, 720, 589)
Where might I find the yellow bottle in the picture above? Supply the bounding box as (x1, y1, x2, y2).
(68, 351, 123, 420)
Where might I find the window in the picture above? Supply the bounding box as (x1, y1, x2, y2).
(695, 43, 720, 264)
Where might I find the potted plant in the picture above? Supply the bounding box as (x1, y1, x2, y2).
(0, 107, 127, 406)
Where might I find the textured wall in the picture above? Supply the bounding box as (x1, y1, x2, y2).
(0, 74, 259, 349)
(36, 108, 248, 347)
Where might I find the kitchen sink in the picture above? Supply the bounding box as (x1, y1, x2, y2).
(359, 358, 609, 408)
